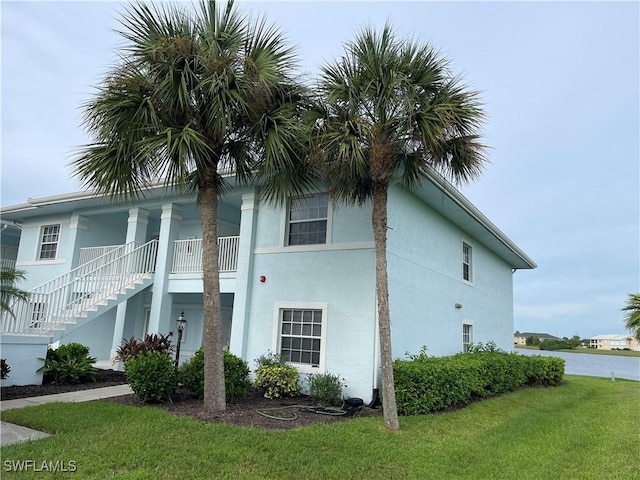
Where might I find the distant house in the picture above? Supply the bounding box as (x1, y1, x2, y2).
(514, 332, 560, 346)
(589, 335, 640, 351)
(0, 172, 536, 395)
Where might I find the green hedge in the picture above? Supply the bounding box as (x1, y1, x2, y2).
(393, 351, 565, 415)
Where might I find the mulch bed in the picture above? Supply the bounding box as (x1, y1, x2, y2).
(1, 369, 128, 400)
(1, 370, 381, 430)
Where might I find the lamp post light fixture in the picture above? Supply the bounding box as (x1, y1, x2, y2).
(175, 311, 186, 368)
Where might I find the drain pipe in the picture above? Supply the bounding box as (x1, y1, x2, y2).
(369, 300, 381, 408)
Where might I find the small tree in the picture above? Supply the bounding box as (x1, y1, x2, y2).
(0, 267, 29, 318)
(525, 336, 540, 346)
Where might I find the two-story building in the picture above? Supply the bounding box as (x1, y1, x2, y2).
(589, 334, 640, 351)
(0, 171, 536, 401)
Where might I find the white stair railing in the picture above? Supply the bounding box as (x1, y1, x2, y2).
(1, 240, 158, 335)
(78, 245, 123, 265)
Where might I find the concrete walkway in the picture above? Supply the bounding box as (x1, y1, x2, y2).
(1, 384, 132, 446)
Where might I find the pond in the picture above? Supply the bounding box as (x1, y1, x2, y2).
(515, 348, 640, 381)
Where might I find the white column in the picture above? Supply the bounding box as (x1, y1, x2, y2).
(66, 214, 89, 268)
(148, 203, 182, 335)
(110, 208, 149, 369)
(229, 192, 257, 358)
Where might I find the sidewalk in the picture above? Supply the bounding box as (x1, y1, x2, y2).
(1, 384, 132, 446)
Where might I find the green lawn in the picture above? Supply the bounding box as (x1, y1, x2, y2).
(2, 376, 638, 479)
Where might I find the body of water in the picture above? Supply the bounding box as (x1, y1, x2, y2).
(515, 348, 640, 381)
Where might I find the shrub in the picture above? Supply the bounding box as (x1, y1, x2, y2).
(125, 351, 177, 402)
(55, 342, 90, 359)
(40, 343, 97, 385)
(224, 350, 250, 402)
(1, 359, 10, 380)
(308, 372, 345, 406)
(179, 348, 250, 402)
(114, 333, 175, 364)
(394, 347, 565, 415)
(523, 355, 565, 386)
(254, 351, 287, 368)
(539, 339, 573, 351)
(253, 362, 300, 399)
(179, 349, 205, 398)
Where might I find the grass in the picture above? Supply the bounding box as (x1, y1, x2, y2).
(1, 376, 639, 479)
(515, 346, 640, 357)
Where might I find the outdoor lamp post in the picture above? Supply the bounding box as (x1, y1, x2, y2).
(175, 311, 186, 368)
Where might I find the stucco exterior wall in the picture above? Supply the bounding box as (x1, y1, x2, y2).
(240, 197, 377, 401)
(386, 185, 514, 358)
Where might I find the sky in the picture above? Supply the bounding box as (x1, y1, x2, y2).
(1, 1, 638, 339)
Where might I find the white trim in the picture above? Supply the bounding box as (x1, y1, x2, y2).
(255, 241, 374, 255)
(272, 302, 328, 375)
(17, 260, 66, 267)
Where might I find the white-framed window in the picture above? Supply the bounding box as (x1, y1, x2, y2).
(462, 242, 473, 283)
(273, 303, 327, 373)
(463, 323, 473, 352)
(287, 193, 328, 246)
(38, 224, 61, 260)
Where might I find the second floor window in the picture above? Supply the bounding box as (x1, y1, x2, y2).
(39, 224, 60, 260)
(462, 242, 472, 282)
(287, 194, 328, 246)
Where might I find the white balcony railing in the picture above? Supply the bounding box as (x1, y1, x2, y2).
(172, 236, 239, 273)
(1, 259, 16, 270)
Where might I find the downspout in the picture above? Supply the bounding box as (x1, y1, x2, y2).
(369, 296, 381, 408)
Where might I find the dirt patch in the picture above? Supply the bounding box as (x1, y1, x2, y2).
(1, 370, 381, 429)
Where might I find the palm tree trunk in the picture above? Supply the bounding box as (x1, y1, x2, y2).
(372, 182, 400, 431)
(199, 184, 226, 415)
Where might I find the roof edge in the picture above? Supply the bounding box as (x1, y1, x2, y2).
(422, 170, 537, 269)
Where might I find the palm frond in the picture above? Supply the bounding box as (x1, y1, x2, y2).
(314, 23, 487, 203)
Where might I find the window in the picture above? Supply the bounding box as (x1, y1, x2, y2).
(39, 224, 60, 260)
(463, 323, 473, 352)
(287, 194, 328, 246)
(279, 308, 323, 367)
(462, 242, 472, 282)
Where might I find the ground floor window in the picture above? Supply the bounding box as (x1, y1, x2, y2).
(463, 323, 473, 352)
(275, 303, 327, 372)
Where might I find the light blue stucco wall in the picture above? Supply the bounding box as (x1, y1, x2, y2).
(241, 197, 377, 401)
(386, 185, 515, 358)
(16, 215, 75, 289)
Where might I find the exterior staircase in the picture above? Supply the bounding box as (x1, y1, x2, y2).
(1, 240, 158, 342)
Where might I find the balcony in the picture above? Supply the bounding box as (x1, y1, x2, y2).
(1, 259, 16, 270)
(172, 236, 239, 273)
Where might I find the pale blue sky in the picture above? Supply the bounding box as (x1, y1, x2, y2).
(1, 1, 638, 339)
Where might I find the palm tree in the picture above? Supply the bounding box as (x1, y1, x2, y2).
(71, 0, 311, 415)
(311, 25, 487, 430)
(1, 267, 30, 318)
(622, 293, 640, 341)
